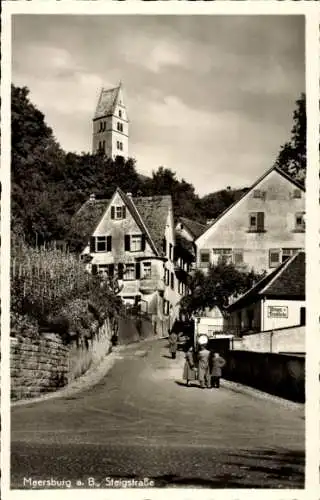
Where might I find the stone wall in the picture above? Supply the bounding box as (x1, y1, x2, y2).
(11, 333, 69, 400)
(224, 350, 305, 403)
(231, 326, 305, 354)
(11, 319, 113, 401)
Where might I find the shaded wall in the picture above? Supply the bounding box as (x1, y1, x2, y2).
(224, 350, 305, 402)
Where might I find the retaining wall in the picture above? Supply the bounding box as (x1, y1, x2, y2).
(11, 333, 69, 400)
(11, 319, 112, 400)
(224, 350, 305, 403)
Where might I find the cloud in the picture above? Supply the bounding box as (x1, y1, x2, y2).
(11, 15, 304, 196)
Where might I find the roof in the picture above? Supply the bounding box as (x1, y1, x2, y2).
(133, 194, 172, 256)
(196, 165, 305, 244)
(227, 251, 305, 312)
(179, 217, 206, 239)
(71, 188, 172, 256)
(71, 198, 110, 243)
(94, 85, 120, 120)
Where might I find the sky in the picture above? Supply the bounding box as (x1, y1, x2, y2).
(12, 15, 305, 196)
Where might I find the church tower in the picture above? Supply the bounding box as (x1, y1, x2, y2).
(92, 82, 129, 158)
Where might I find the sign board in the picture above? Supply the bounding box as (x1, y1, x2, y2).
(267, 305, 288, 318)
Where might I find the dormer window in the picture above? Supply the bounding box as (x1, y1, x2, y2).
(111, 206, 126, 220)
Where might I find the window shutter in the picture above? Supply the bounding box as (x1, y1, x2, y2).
(107, 236, 112, 251)
(162, 237, 167, 254)
(141, 234, 146, 251)
(118, 263, 124, 279)
(125, 235, 131, 251)
(92, 264, 97, 275)
(122, 206, 126, 219)
(90, 237, 96, 253)
(135, 263, 141, 279)
(111, 206, 115, 219)
(257, 212, 264, 232)
(109, 264, 114, 278)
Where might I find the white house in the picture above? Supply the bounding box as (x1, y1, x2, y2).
(195, 166, 305, 275)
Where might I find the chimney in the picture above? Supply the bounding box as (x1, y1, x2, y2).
(89, 193, 95, 202)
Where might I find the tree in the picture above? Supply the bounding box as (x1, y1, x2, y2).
(274, 93, 306, 186)
(180, 261, 264, 318)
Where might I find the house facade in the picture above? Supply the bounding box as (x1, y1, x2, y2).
(92, 83, 129, 158)
(195, 167, 305, 275)
(73, 188, 181, 330)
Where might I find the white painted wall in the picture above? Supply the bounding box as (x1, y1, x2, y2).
(263, 298, 305, 331)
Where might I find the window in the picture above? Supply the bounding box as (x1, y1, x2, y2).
(119, 110, 122, 118)
(95, 236, 112, 252)
(143, 262, 151, 279)
(249, 212, 265, 232)
(253, 189, 266, 199)
(131, 235, 143, 252)
(234, 249, 244, 266)
(269, 249, 281, 268)
(123, 264, 135, 280)
(282, 248, 298, 263)
(165, 268, 170, 286)
(212, 248, 232, 265)
(169, 243, 173, 260)
(295, 212, 305, 232)
(200, 250, 210, 267)
(171, 272, 174, 290)
(163, 299, 170, 315)
(116, 140, 123, 151)
(293, 189, 302, 199)
(111, 206, 126, 220)
(117, 122, 123, 132)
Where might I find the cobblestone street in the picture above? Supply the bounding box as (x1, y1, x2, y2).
(11, 339, 304, 488)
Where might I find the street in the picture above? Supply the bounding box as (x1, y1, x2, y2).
(11, 338, 305, 489)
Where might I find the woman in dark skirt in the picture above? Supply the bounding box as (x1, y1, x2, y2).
(183, 346, 197, 386)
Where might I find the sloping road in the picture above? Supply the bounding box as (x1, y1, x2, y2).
(11, 339, 304, 489)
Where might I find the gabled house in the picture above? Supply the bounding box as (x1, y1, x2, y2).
(195, 166, 305, 274)
(225, 251, 305, 335)
(71, 188, 180, 330)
